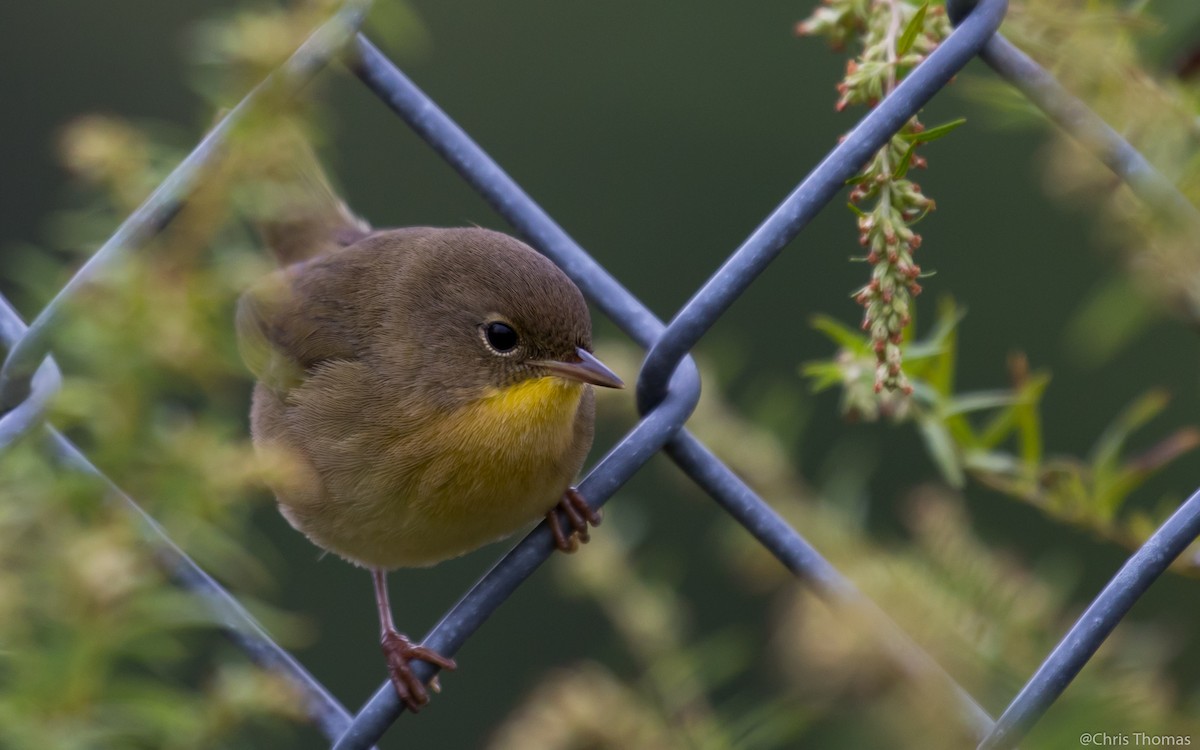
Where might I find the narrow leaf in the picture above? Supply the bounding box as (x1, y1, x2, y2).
(963, 449, 1023, 476)
(906, 205, 934, 225)
(800, 362, 847, 393)
(1090, 389, 1170, 475)
(897, 2, 929, 57)
(917, 414, 965, 487)
(944, 411, 981, 451)
(942, 390, 1024, 417)
(977, 373, 1049, 450)
(1014, 375, 1046, 468)
(893, 141, 919, 179)
(810, 314, 870, 355)
(1095, 428, 1200, 517)
(902, 340, 948, 361)
(925, 298, 961, 397)
(905, 117, 967, 144)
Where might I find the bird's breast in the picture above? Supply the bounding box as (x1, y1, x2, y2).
(375, 375, 589, 565)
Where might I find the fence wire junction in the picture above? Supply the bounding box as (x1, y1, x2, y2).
(2, 1, 1200, 748)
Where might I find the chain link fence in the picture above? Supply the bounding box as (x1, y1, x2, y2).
(2, 1, 1198, 748)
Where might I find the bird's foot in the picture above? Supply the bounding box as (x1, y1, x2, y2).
(546, 486, 603, 553)
(380, 629, 457, 712)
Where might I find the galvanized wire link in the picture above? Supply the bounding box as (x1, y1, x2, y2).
(2, 0, 1199, 748)
(0, 291, 60, 452)
(0, 356, 58, 453)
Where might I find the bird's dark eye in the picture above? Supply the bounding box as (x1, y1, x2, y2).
(484, 321, 519, 353)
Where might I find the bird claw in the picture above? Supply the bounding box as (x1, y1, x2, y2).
(380, 629, 456, 712)
(546, 487, 603, 553)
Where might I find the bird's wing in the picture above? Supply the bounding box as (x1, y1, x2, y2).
(236, 261, 361, 397)
(251, 121, 373, 266)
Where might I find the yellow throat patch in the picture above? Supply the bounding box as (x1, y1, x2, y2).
(481, 376, 584, 432)
(437, 375, 584, 463)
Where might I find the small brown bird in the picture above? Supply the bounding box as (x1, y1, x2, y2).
(236, 136, 623, 710)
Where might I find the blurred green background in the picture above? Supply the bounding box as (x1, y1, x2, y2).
(2, 1, 1200, 748)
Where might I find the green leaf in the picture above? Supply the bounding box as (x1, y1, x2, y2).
(892, 115, 964, 177)
(1098, 429, 1200, 516)
(944, 413, 981, 452)
(893, 141, 919, 179)
(800, 361, 847, 393)
(925, 298, 961, 397)
(942, 386, 1037, 448)
(976, 372, 1049, 450)
(897, 2, 929, 57)
(1098, 468, 1150, 518)
(928, 296, 965, 345)
(1014, 374, 1048, 468)
(810, 314, 870, 355)
(917, 413, 965, 487)
(963, 449, 1023, 476)
(942, 390, 1024, 417)
(940, 390, 1027, 452)
(1090, 389, 1169, 476)
(722, 698, 811, 750)
(1089, 390, 1171, 515)
(905, 204, 934, 225)
(902, 340, 947, 362)
(904, 117, 967, 144)
(846, 201, 868, 218)
(906, 380, 941, 405)
(845, 172, 872, 186)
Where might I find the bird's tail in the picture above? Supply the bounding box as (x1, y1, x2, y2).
(242, 118, 371, 266)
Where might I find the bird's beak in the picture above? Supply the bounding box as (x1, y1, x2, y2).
(534, 348, 625, 389)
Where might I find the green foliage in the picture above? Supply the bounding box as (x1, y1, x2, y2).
(892, 116, 964, 179)
(800, 0, 1200, 571)
(800, 0, 956, 395)
(896, 3, 929, 58)
(0, 179, 304, 747)
(0, 438, 303, 749)
(0, 3, 363, 747)
(803, 298, 1200, 568)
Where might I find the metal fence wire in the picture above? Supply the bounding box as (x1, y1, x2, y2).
(2, 0, 1199, 748)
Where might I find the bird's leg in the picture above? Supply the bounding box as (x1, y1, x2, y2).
(373, 569, 456, 712)
(545, 486, 603, 553)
